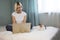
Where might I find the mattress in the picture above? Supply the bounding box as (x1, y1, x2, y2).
(0, 26, 59, 40)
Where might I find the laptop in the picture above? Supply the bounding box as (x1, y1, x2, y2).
(12, 23, 31, 33)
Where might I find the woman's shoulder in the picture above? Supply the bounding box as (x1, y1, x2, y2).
(12, 12, 16, 16)
(22, 11, 27, 16)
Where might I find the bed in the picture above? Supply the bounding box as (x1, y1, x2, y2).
(0, 26, 60, 40)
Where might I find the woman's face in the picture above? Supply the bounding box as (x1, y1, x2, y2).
(16, 5, 22, 13)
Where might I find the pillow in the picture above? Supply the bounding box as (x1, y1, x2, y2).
(12, 23, 31, 34)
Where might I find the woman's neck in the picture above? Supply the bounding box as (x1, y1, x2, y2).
(16, 11, 22, 14)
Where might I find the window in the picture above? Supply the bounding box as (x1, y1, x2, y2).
(38, 0, 60, 13)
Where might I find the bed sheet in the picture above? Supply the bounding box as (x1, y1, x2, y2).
(0, 26, 59, 40)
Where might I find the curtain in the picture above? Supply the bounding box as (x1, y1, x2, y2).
(28, 0, 40, 26)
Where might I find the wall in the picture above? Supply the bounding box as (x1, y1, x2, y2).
(39, 13, 60, 28)
(0, 0, 23, 26)
(0, 0, 12, 26)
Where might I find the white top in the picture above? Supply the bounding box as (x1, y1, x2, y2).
(12, 11, 27, 23)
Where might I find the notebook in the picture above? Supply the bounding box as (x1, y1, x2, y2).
(12, 23, 31, 33)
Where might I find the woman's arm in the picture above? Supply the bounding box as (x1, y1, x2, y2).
(22, 15, 27, 23)
(12, 16, 16, 24)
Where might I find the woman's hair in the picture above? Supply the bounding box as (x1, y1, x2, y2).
(14, 2, 23, 11)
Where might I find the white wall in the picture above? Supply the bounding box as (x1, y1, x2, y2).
(39, 13, 60, 28)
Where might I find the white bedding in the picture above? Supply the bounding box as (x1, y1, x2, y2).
(0, 26, 59, 40)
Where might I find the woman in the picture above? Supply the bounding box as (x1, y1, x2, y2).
(6, 2, 27, 31)
(12, 2, 27, 24)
